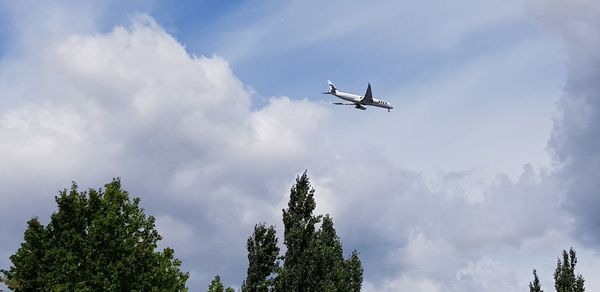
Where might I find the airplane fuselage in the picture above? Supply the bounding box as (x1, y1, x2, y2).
(332, 91, 394, 111)
(333, 91, 362, 103)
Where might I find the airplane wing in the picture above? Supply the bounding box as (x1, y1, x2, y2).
(362, 83, 374, 103)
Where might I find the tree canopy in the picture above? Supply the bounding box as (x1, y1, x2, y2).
(241, 171, 364, 292)
(530, 269, 543, 292)
(208, 275, 235, 292)
(242, 223, 279, 292)
(554, 248, 585, 292)
(1, 179, 188, 291)
(529, 247, 586, 292)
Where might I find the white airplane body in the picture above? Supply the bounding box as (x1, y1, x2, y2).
(323, 80, 393, 112)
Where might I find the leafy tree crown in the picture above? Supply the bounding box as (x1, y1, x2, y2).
(1, 179, 188, 291)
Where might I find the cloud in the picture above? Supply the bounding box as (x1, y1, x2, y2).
(156, 215, 195, 253)
(530, 0, 600, 245)
(0, 13, 328, 290)
(364, 274, 440, 292)
(201, 0, 566, 182)
(2, 2, 600, 291)
(310, 151, 570, 291)
(214, 0, 529, 62)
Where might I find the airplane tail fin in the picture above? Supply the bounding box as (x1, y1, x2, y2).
(326, 80, 336, 94)
(362, 83, 373, 103)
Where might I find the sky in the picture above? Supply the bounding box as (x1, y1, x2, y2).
(1, 1, 599, 291)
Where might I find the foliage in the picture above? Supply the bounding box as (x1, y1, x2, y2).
(242, 223, 279, 292)
(529, 269, 543, 292)
(1, 179, 188, 291)
(345, 250, 364, 292)
(208, 275, 235, 292)
(209, 275, 223, 292)
(278, 171, 323, 291)
(554, 248, 585, 292)
(307, 214, 347, 291)
(529, 248, 586, 292)
(204, 171, 363, 291)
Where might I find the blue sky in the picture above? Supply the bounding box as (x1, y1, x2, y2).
(2, 1, 600, 291)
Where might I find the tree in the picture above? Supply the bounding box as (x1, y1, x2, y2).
(1, 218, 46, 290)
(1, 179, 189, 291)
(208, 275, 224, 292)
(345, 250, 363, 292)
(236, 171, 363, 291)
(208, 275, 235, 292)
(242, 223, 279, 292)
(529, 269, 543, 292)
(554, 248, 585, 292)
(275, 171, 363, 291)
(278, 171, 322, 291)
(308, 214, 346, 291)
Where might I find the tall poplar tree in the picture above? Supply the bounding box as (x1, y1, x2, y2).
(554, 248, 585, 292)
(278, 171, 322, 291)
(345, 250, 363, 292)
(242, 223, 279, 292)
(529, 269, 543, 292)
(208, 275, 226, 292)
(207, 275, 234, 292)
(237, 171, 364, 291)
(308, 214, 346, 291)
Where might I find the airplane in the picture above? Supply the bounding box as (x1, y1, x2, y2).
(323, 80, 393, 112)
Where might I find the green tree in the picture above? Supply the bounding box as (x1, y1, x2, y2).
(278, 171, 322, 291)
(274, 171, 363, 292)
(345, 250, 363, 292)
(554, 248, 585, 292)
(242, 223, 279, 292)
(529, 269, 543, 292)
(208, 275, 225, 292)
(208, 275, 235, 292)
(1, 218, 46, 290)
(1, 179, 188, 291)
(308, 214, 346, 291)
(235, 171, 363, 291)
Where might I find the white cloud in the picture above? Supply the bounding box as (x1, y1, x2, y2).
(2, 2, 599, 291)
(364, 274, 440, 292)
(394, 232, 457, 274)
(215, 0, 528, 62)
(528, 0, 600, 245)
(0, 14, 329, 290)
(156, 215, 195, 252)
(309, 149, 576, 291)
(349, 35, 563, 181)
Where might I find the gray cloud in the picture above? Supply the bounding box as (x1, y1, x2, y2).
(310, 150, 566, 292)
(2, 2, 600, 292)
(0, 15, 329, 290)
(530, 0, 600, 245)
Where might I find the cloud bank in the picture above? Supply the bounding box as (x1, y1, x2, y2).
(531, 0, 600, 245)
(0, 14, 328, 289)
(1, 1, 600, 291)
